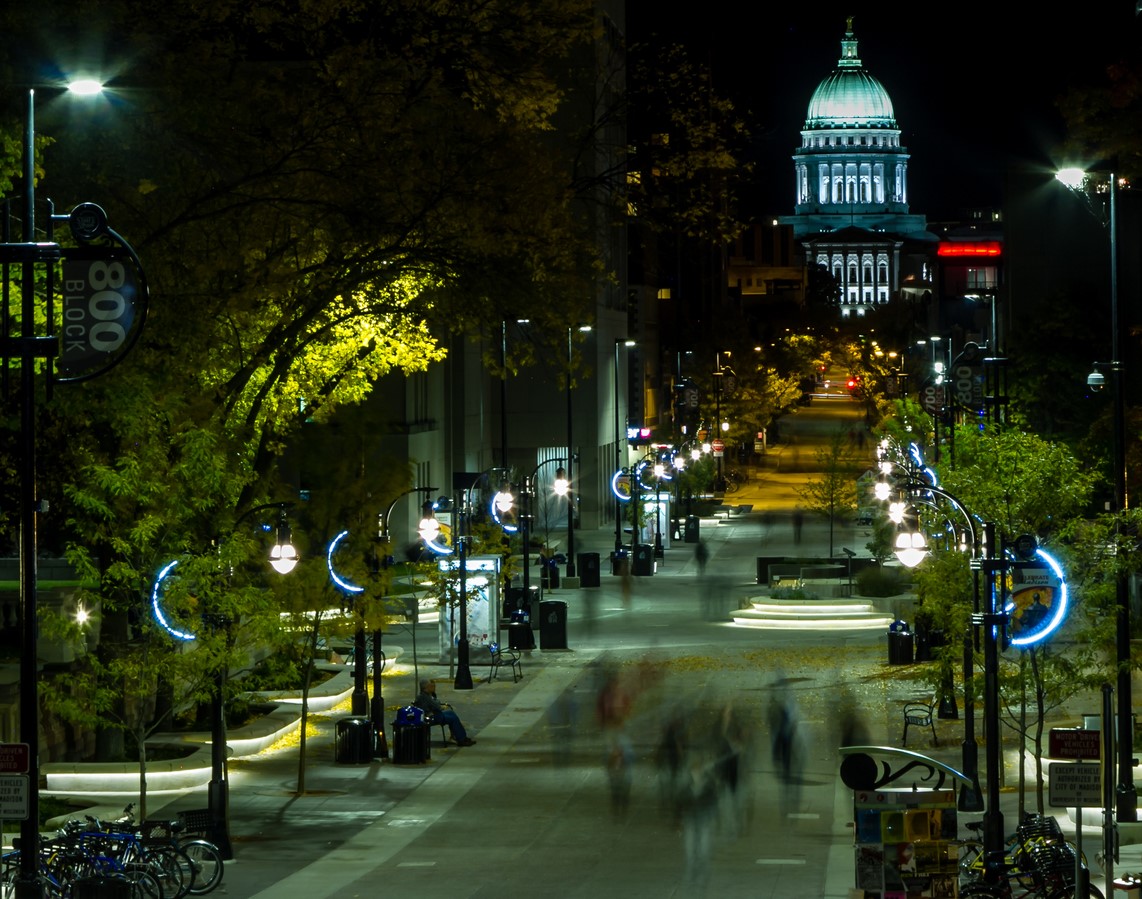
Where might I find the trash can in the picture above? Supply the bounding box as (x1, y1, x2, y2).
(391, 706, 431, 764)
(611, 549, 630, 576)
(539, 599, 568, 650)
(887, 621, 914, 665)
(71, 878, 134, 899)
(510, 585, 540, 629)
(508, 615, 535, 650)
(684, 515, 700, 543)
(335, 715, 375, 764)
(632, 543, 654, 576)
(578, 552, 601, 588)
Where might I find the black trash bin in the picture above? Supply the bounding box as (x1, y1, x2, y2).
(632, 543, 654, 576)
(335, 715, 375, 764)
(578, 552, 601, 588)
(887, 621, 914, 665)
(510, 585, 540, 629)
(539, 599, 568, 649)
(684, 515, 700, 543)
(71, 878, 134, 899)
(391, 706, 431, 764)
(611, 549, 630, 576)
(508, 614, 535, 650)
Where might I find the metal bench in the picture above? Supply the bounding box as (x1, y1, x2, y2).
(902, 698, 938, 747)
(488, 642, 522, 683)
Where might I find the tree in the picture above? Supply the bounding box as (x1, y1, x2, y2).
(798, 429, 861, 557)
(0, 0, 609, 765)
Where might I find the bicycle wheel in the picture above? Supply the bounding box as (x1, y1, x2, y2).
(181, 841, 223, 895)
(1045, 883, 1104, 899)
(144, 845, 188, 899)
(957, 840, 984, 884)
(959, 884, 1006, 899)
(123, 864, 164, 899)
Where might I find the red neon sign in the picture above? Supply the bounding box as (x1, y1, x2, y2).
(938, 241, 1002, 257)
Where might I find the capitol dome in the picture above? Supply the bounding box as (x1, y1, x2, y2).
(804, 22, 895, 128)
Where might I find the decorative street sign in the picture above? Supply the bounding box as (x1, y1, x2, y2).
(0, 775, 28, 819)
(711, 439, 725, 457)
(1049, 728, 1101, 760)
(58, 245, 146, 380)
(1048, 761, 1101, 807)
(0, 744, 30, 774)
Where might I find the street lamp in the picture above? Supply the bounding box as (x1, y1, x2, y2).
(450, 469, 510, 690)
(1057, 166, 1136, 822)
(889, 483, 998, 872)
(209, 501, 298, 860)
(565, 325, 590, 579)
(368, 485, 439, 757)
(613, 338, 635, 553)
(521, 457, 567, 602)
(878, 441, 983, 814)
(0, 79, 153, 899)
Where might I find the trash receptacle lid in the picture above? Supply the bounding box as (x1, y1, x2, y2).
(395, 706, 425, 725)
(889, 619, 909, 633)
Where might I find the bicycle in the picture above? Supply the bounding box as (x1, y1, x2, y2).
(136, 809, 225, 896)
(958, 814, 1103, 899)
(98, 802, 224, 896)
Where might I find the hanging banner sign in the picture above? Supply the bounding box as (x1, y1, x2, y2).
(57, 245, 147, 381)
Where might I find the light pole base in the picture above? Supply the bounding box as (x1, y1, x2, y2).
(207, 779, 234, 860)
(1118, 783, 1139, 823)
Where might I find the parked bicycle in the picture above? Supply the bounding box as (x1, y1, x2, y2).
(958, 814, 1103, 899)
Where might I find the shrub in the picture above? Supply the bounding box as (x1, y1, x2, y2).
(771, 585, 819, 601)
(855, 565, 909, 597)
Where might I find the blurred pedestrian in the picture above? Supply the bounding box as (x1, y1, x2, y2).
(714, 700, 752, 836)
(678, 751, 719, 886)
(837, 688, 869, 747)
(792, 507, 804, 544)
(596, 666, 634, 817)
(768, 677, 802, 813)
(695, 539, 709, 575)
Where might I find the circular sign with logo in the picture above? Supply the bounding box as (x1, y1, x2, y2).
(711, 439, 725, 457)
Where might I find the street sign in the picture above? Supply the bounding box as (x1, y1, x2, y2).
(0, 775, 28, 819)
(1048, 761, 1101, 807)
(58, 244, 147, 381)
(1049, 728, 1101, 760)
(711, 439, 724, 457)
(0, 743, 30, 774)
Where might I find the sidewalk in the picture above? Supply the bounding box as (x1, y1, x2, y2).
(42, 480, 1132, 897)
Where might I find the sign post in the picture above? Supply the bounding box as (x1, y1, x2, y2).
(1049, 729, 1102, 896)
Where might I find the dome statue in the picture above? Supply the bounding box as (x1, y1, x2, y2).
(805, 17, 895, 129)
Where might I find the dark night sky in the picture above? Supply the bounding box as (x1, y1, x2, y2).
(627, 3, 1142, 222)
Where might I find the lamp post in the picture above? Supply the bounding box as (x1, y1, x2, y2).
(613, 338, 635, 553)
(566, 325, 590, 578)
(890, 483, 1000, 875)
(372, 486, 438, 757)
(452, 469, 510, 690)
(1057, 167, 1135, 822)
(209, 501, 297, 860)
(521, 458, 568, 602)
(2, 80, 152, 899)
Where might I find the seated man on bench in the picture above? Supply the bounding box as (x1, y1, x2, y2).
(413, 678, 477, 746)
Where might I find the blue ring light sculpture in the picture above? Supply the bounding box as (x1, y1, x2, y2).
(1005, 546, 1068, 648)
(611, 470, 633, 503)
(490, 490, 518, 534)
(327, 530, 366, 595)
(151, 559, 198, 642)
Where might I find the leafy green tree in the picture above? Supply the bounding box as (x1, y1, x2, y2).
(0, 0, 612, 765)
(798, 429, 861, 557)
